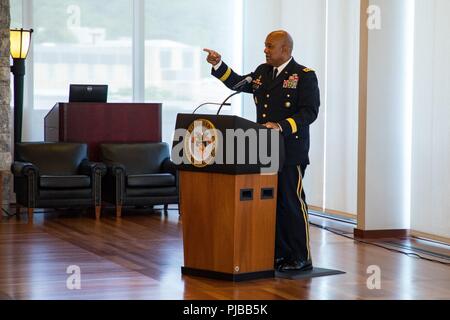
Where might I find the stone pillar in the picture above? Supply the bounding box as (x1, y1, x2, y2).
(0, 0, 11, 209)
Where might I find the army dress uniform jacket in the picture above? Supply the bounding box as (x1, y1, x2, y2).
(212, 58, 320, 166)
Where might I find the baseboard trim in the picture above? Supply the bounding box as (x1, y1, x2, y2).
(309, 205, 357, 220)
(354, 228, 409, 239)
(410, 230, 450, 246)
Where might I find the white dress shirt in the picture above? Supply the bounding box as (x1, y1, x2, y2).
(272, 57, 292, 78)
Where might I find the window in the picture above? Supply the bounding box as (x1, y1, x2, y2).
(145, 0, 243, 143)
(10, 0, 22, 28)
(32, 0, 133, 110)
(12, 0, 242, 142)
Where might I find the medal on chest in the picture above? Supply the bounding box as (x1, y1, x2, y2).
(252, 75, 263, 90)
(283, 73, 299, 89)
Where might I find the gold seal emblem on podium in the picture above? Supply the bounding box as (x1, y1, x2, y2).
(184, 119, 218, 167)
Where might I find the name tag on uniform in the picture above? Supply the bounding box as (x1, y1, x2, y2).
(283, 73, 299, 89)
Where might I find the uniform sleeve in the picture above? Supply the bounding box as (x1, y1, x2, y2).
(278, 71, 320, 136)
(211, 61, 253, 94)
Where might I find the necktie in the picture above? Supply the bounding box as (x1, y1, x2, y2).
(272, 68, 278, 80)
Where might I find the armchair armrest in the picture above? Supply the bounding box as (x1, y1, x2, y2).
(79, 160, 106, 207)
(103, 162, 126, 206)
(162, 158, 178, 189)
(11, 161, 39, 208)
(161, 158, 177, 175)
(79, 159, 107, 176)
(106, 162, 127, 176)
(11, 161, 39, 177)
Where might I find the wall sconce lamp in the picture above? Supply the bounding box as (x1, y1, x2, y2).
(10, 28, 33, 155)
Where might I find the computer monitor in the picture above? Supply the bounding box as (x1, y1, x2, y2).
(69, 84, 108, 103)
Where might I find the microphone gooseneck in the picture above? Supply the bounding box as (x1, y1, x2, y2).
(193, 102, 231, 114)
(216, 91, 242, 115)
(217, 76, 253, 115)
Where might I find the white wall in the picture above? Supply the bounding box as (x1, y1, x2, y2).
(280, 0, 327, 209)
(242, 0, 280, 122)
(411, 0, 450, 238)
(363, 0, 414, 230)
(323, 0, 359, 215)
(232, 0, 450, 237)
(278, 0, 359, 215)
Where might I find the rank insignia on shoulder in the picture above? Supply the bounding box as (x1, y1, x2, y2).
(303, 67, 314, 73)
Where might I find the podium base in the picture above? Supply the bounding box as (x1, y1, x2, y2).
(181, 267, 274, 282)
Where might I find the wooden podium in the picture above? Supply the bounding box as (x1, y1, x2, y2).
(174, 114, 284, 281)
(44, 102, 162, 160)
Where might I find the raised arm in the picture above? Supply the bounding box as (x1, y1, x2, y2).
(203, 48, 253, 93)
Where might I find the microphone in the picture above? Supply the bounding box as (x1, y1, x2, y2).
(216, 77, 252, 115)
(232, 76, 253, 90)
(192, 102, 231, 114)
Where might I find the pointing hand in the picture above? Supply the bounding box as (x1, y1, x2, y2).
(203, 48, 222, 66)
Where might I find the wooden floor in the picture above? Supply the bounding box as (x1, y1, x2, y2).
(1, 206, 449, 300)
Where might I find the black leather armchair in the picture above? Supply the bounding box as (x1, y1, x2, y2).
(11, 142, 106, 220)
(99, 143, 178, 217)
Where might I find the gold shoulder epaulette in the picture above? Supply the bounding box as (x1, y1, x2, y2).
(303, 67, 314, 73)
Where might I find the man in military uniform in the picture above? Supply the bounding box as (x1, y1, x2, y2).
(204, 30, 320, 272)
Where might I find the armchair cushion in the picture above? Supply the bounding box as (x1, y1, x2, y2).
(100, 143, 170, 174)
(39, 188, 93, 200)
(16, 143, 87, 175)
(40, 175, 91, 189)
(126, 187, 178, 197)
(127, 173, 175, 188)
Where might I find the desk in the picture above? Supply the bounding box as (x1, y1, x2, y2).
(44, 102, 162, 161)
